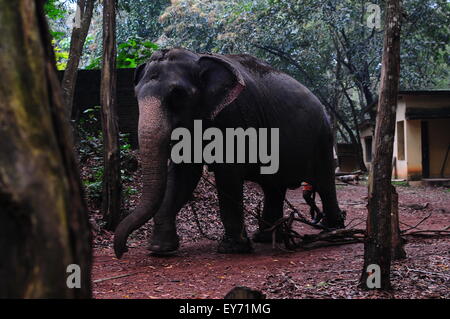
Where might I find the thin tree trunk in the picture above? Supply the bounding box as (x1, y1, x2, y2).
(337, 125, 350, 144)
(0, 0, 91, 298)
(331, 55, 342, 166)
(101, 0, 121, 230)
(360, 0, 402, 290)
(61, 0, 95, 121)
(391, 185, 406, 260)
(342, 88, 368, 172)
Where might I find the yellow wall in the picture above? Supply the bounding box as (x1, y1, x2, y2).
(360, 93, 450, 181)
(428, 119, 450, 177)
(393, 98, 408, 179)
(406, 120, 422, 180)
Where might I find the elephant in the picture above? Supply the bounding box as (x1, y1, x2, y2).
(113, 48, 345, 258)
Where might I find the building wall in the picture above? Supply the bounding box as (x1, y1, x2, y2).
(404, 95, 450, 109)
(360, 125, 374, 171)
(400, 95, 450, 180)
(336, 143, 359, 172)
(405, 120, 422, 180)
(363, 93, 450, 181)
(393, 98, 408, 179)
(403, 94, 450, 179)
(428, 119, 450, 177)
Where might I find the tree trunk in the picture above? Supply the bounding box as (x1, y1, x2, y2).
(101, 0, 121, 230)
(391, 185, 406, 260)
(61, 0, 95, 121)
(360, 0, 402, 290)
(342, 88, 368, 172)
(0, 0, 91, 298)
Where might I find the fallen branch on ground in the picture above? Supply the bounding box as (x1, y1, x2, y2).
(403, 229, 450, 237)
(402, 202, 430, 210)
(337, 174, 360, 185)
(93, 272, 137, 283)
(190, 173, 449, 252)
(406, 267, 450, 279)
(401, 212, 432, 233)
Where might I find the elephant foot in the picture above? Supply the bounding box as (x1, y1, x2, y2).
(148, 231, 180, 255)
(217, 235, 253, 254)
(311, 212, 324, 225)
(320, 210, 346, 230)
(252, 230, 282, 243)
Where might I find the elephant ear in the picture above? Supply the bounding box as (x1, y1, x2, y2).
(198, 55, 246, 120)
(134, 63, 146, 86)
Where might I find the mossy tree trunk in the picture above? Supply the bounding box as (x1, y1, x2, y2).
(360, 0, 402, 290)
(101, 0, 122, 230)
(0, 0, 91, 298)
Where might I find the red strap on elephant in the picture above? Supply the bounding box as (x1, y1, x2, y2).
(301, 182, 314, 191)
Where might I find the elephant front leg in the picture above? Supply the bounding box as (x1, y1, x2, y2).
(149, 163, 202, 254)
(214, 169, 253, 254)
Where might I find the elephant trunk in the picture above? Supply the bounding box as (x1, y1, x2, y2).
(114, 96, 170, 258)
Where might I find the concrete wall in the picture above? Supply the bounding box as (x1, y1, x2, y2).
(336, 143, 359, 172)
(393, 98, 408, 179)
(405, 119, 422, 180)
(404, 94, 450, 109)
(362, 92, 450, 181)
(395, 93, 450, 180)
(428, 119, 450, 177)
(360, 125, 374, 171)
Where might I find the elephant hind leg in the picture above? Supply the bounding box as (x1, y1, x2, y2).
(252, 186, 286, 243)
(315, 141, 345, 229)
(316, 185, 345, 229)
(215, 169, 253, 254)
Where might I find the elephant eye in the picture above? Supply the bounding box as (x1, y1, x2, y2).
(149, 73, 158, 80)
(167, 86, 189, 110)
(171, 87, 188, 99)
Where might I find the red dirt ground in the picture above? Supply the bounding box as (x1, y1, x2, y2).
(91, 183, 450, 299)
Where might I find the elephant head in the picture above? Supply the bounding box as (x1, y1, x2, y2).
(113, 48, 246, 258)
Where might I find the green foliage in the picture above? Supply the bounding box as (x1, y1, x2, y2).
(86, 37, 159, 69)
(77, 106, 103, 161)
(117, 0, 170, 43)
(45, 0, 73, 69)
(44, 0, 67, 20)
(77, 107, 104, 206)
(44, 0, 449, 144)
(83, 166, 104, 204)
(400, 0, 450, 89)
(77, 106, 137, 207)
(392, 180, 410, 187)
(82, 0, 169, 69)
(117, 38, 158, 68)
(159, 0, 450, 143)
(124, 186, 138, 196)
(53, 42, 70, 70)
